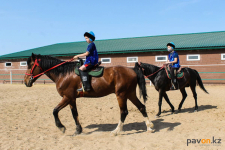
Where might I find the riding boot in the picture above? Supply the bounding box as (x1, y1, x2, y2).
(170, 80, 175, 90)
(173, 69, 178, 89)
(77, 69, 91, 92)
(173, 78, 178, 89)
(170, 67, 178, 90)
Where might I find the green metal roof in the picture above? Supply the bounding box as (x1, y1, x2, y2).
(1, 31, 225, 60)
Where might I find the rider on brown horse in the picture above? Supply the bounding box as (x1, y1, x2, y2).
(164, 42, 180, 90)
(73, 31, 99, 92)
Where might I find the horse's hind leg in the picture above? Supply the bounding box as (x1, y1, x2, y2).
(128, 92, 154, 133)
(111, 95, 128, 136)
(163, 92, 175, 114)
(69, 99, 82, 136)
(178, 88, 187, 111)
(190, 84, 198, 112)
(53, 96, 70, 133)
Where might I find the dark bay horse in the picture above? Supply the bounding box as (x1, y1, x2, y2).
(24, 53, 154, 136)
(137, 62, 208, 117)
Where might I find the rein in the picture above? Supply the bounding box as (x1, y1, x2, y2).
(25, 58, 74, 79)
(145, 66, 164, 78)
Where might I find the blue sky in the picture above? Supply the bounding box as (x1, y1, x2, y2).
(0, 0, 224, 56)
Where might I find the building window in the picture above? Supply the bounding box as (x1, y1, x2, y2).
(222, 53, 225, 60)
(101, 58, 111, 63)
(127, 57, 138, 63)
(187, 54, 200, 61)
(155, 55, 167, 62)
(5, 62, 12, 67)
(20, 61, 27, 66)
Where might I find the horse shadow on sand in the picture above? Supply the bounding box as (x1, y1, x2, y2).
(85, 105, 217, 135)
(162, 104, 217, 115)
(85, 119, 181, 135)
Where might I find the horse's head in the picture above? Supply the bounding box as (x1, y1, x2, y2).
(138, 62, 148, 76)
(24, 53, 43, 87)
(139, 62, 158, 76)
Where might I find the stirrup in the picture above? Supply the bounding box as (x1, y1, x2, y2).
(77, 88, 83, 92)
(77, 87, 91, 92)
(170, 86, 175, 90)
(170, 84, 178, 90)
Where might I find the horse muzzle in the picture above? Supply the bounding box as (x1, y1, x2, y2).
(25, 78, 33, 87)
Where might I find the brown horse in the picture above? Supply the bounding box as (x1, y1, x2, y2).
(24, 53, 154, 136)
(137, 62, 208, 117)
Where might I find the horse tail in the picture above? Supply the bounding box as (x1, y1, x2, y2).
(193, 69, 209, 94)
(133, 62, 148, 103)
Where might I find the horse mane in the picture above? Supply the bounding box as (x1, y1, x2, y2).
(27, 54, 79, 76)
(141, 63, 161, 75)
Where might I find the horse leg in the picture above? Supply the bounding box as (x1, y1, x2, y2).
(53, 96, 71, 133)
(163, 92, 175, 114)
(128, 92, 154, 132)
(178, 88, 187, 111)
(156, 89, 164, 117)
(69, 99, 82, 136)
(190, 85, 198, 112)
(111, 95, 128, 136)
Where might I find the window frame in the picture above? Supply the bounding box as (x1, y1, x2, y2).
(127, 57, 138, 63)
(155, 55, 168, 62)
(187, 54, 200, 61)
(5, 62, 12, 67)
(101, 58, 111, 63)
(20, 61, 27, 66)
(221, 53, 225, 60)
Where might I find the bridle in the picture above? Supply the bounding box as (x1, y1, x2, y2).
(25, 58, 74, 80)
(140, 63, 165, 78)
(25, 59, 43, 80)
(145, 66, 164, 78)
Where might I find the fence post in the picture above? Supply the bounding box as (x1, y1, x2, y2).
(10, 71, 12, 84)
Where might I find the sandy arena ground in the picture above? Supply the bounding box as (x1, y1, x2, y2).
(0, 84, 224, 150)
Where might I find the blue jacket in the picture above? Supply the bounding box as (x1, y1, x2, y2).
(168, 51, 180, 68)
(84, 42, 99, 65)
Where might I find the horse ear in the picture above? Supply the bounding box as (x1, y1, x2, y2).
(31, 53, 36, 61)
(136, 62, 140, 67)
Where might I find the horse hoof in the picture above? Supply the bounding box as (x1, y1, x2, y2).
(59, 126, 66, 133)
(147, 129, 155, 133)
(110, 129, 122, 136)
(150, 123, 154, 129)
(194, 110, 198, 112)
(155, 115, 160, 118)
(110, 131, 118, 136)
(72, 131, 80, 136)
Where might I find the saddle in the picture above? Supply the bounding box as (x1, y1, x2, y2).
(165, 66, 184, 79)
(75, 61, 104, 77)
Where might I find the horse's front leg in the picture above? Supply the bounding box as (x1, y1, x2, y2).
(163, 92, 175, 114)
(156, 89, 164, 117)
(111, 95, 128, 136)
(53, 96, 71, 133)
(69, 99, 82, 136)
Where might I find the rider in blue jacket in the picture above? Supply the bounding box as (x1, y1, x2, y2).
(74, 31, 99, 92)
(164, 42, 180, 90)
